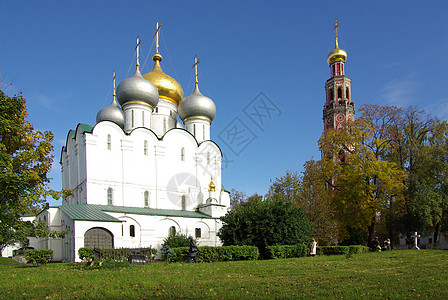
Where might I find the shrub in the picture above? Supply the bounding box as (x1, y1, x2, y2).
(317, 246, 349, 256)
(161, 233, 190, 248)
(78, 247, 94, 261)
(266, 244, 307, 259)
(348, 245, 370, 254)
(169, 245, 259, 263)
(25, 249, 53, 265)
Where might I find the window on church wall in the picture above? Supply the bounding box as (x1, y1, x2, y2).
(155, 107, 159, 113)
(181, 195, 186, 211)
(130, 225, 135, 237)
(107, 187, 113, 205)
(341, 64, 344, 75)
(121, 224, 123, 236)
(203, 125, 205, 140)
(346, 87, 350, 100)
(195, 228, 201, 238)
(169, 226, 176, 237)
(336, 63, 340, 76)
(193, 124, 196, 136)
(142, 111, 145, 127)
(144, 140, 148, 156)
(107, 134, 111, 150)
(144, 191, 149, 207)
(181, 147, 185, 161)
(163, 118, 167, 132)
(330, 89, 334, 101)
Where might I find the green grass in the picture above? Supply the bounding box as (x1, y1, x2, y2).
(1, 250, 447, 299)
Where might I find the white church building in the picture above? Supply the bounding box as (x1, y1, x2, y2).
(5, 33, 230, 262)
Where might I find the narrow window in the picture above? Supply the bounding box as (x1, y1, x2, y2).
(193, 124, 196, 136)
(131, 110, 134, 127)
(155, 107, 158, 113)
(163, 118, 167, 132)
(203, 125, 205, 140)
(107, 134, 111, 150)
(121, 224, 123, 236)
(195, 228, 202, 238)
(346, 87, 350, 100)
(142, 111, 145, 127)
(337, 87, 342, 99)
(130, 225, 135, 237)
(144, 140, 148, 156)
(181, 195, 186, 211)
(144, 191, 149, 207)
(330, 89, 334, 101)
(107, 187, 113, 205)
(169, 226, 176, 237)
(181, 147, 185, 161)
(207, 152, 210, 165)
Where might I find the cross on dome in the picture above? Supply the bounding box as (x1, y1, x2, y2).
(154, 20, 161, 53)
(112, 71, 116, 99)
(135, 35, 141, 68)
(332, 19, 340, 40)
(193, 55, 200, 84)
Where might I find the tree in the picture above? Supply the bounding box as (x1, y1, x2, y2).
(314, 105, 406, 244)
(218, 194, 313, 257)
(0, 90, 63, 253)
(229, 188, 247, 212)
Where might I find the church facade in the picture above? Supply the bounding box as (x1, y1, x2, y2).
(19, 33, 230, 262)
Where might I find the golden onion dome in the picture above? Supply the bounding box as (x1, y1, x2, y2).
(327, 38, 347, 65)
(143, 53, 184, 105)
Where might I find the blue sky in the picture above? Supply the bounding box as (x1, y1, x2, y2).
(1, 1, 448, 206)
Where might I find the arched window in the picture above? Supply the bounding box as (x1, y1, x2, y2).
(144, 191, 149, 207)
(337, 87, 342, 100)
(195, 228, 202, 238)
(181, 195, 186, 211)
(144, 140, 148, 156)
(107, 134, 111, 150)
(346, 87, 350, 100)
(181, 148, 185, 161)
(169, 226, 176, 237)
(130, 225, 135, 237)
(155, 107, 159, 113)
(107, 187, 113, 205)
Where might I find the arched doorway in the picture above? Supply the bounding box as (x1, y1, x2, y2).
(84, 227, 114, 248)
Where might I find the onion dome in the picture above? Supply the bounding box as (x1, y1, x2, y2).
(178, 84, 216, 122)
(327, 38, 347, 65)
(208, 177, 216, 192)
(143, 53, 184, 105)
(96, 97, 124, 127)
(116, 67, 159, 109)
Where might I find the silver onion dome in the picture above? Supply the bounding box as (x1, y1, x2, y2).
(116, 68, 159, 109)
(96, 98, 125, 127)
(178, 84, 216, 122)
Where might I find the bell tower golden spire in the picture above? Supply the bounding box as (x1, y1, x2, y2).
(192, 55, 200, 85)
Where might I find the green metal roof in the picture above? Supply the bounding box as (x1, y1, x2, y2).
(59, 204, 122, 222)
(56, 204, 215, 222)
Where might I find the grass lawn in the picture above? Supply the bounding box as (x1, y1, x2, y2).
(1, 250, 447, 299)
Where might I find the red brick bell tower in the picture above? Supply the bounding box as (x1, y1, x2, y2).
(323, 20, 355, 132)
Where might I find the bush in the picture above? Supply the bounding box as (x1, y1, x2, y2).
(78, 247, 94, 261)
(169, 245, 259, 263)
(348, 245, 370, 254)
(161, 233, 190, 248)
(25, 249, 53, 265)
(266, 244, 307, 259)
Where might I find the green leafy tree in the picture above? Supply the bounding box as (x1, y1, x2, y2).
(0, 90, 64, 253)
(218, 194, 313, 257)
(315, 105, 406, 244)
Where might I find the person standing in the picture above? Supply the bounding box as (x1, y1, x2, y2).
(308, 238, 317, 256)
(187, 236, 198, 263)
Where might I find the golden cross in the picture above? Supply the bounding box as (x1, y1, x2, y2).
(153, 20, 161, 53)
(192, 55, 200, 84)
(332, 19, 340, 39)
(135, 35, 141, 67)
